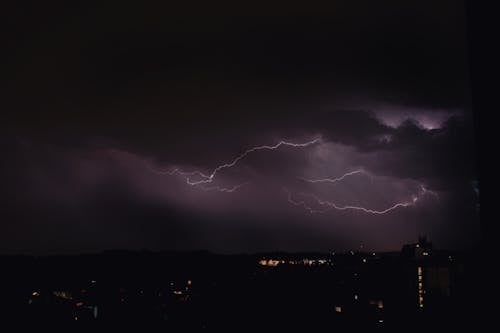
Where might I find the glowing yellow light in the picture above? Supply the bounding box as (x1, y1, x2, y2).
(268, 260, 279, 266)
(53, 291, 72, 300)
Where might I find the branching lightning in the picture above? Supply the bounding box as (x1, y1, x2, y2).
(201, 182, 250, 193)
(147, 136, 438, 214)
(301, 169, 367, 184)
(148, 138, 321, 193)
(182, 138, 322, 186)
(285, 184, 438, 215)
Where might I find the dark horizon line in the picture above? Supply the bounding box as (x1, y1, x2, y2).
(0, 247, 476, 258)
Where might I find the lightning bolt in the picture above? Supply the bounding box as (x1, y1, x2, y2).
(285, 184, 437, 215)
(201, 182, 250, 193)
(146, 167, 211, 180)
(419, 184, 439, 200)
(146, 137, 439, 212)
(148, 138, 321, 192)
(284, 188, 330, 214)
(301, 169, 367, 184)
(183, 138, 321, 186)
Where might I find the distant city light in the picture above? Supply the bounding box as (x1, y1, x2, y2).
(335, 306, 342, 313)
(31, 291, 39, 296)
(369, 300, 384, 309)
(259, 258, 330, 266)
(53, 291, 72, 300)
(354, 294, 358, 300)
(362, 258, 367, 263)
(417, 266, 424, 308)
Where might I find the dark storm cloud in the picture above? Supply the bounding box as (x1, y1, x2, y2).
(1, 1, 477, 253)
(5, 1, 468, 136)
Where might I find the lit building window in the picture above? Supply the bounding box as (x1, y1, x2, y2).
(53, 291, 72, 300)
(417, 266, 424, 308)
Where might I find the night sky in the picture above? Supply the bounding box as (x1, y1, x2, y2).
(2, 1, 478, 254)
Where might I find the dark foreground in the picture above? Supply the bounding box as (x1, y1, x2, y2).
(0, 246, 482, 332)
